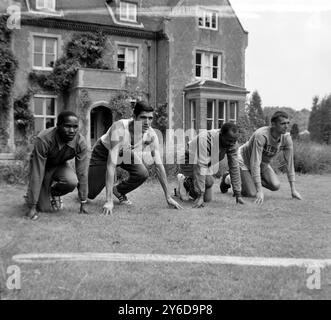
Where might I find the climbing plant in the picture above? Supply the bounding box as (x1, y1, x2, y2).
(0, 15, 18, 150)
(29, 31, 110, 93)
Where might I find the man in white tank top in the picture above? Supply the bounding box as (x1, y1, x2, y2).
(88, 101, 182, 215)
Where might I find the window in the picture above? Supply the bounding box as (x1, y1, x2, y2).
(195, 52, 221, 80)
(33, 36, 57, 70)
(120, 1, 137, 22)
(207, 100, 215, 130)
(218, 101, 226, 128)
(33, 96, 57, 133)
(198, 8, 218, 30)
(117, 46, 138, 76)
(36, 0, 56, 11)
(190, 100, 197, 130)
(229, 101, 238, 123)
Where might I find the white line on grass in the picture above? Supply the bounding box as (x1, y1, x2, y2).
(12, 253, 331, 268)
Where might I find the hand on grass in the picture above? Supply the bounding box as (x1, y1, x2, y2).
(255, 191, 264, 205)
(79, 202, 89, 214)
(291, 189, 302, 200)
(25, 206, 39, 221)
(167, 197, 183, 209)
(236, 196, 245, 205)
(102, 201, 114, 215)
(193, 196, 205, 208)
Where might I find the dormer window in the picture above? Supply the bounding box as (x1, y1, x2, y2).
(119, 1, 137, 22)
(36, 0, 56, 12)
(198, 8, 218, 30)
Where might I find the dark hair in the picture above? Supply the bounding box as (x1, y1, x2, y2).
(220, 122, 238, 136)
(271, 111, 289, 123)
(57, 111, 78, 125)
(133, 100, 154, 117)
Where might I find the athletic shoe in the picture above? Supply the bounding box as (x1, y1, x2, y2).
(50, 195, 64, 211)
(177, 173, 190, 201)
(220, 172, 231, 194)
(113, 186, 132, 205)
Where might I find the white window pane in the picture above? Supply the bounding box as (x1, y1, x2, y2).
(218, 102, 225, 119)
(207, 101, 214, 118)
(34, 37, 43, 53)
(34, 53, 43, 67)
(34, 118, 44, 133)
(34, 98, 44, 115)
(128, 3, 137, 21)
(46, 98, 55, 115)
(46, 0, 54, 10)
(126, 61, 134, 74)
(46, 38, 56, 54)
(230, 102, 237, 119)
(212, 13, 217, 28)
(36, 0, 44, 8)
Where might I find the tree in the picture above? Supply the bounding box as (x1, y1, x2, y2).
(248, 91, 265, 130)
(322, 123, 331, 145)
(290, 123, 299, 140)
(308, 94, 331, 144)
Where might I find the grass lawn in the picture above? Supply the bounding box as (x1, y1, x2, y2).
(0, 174, 331, 300)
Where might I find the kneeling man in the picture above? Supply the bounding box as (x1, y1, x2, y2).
(25, 111, 89, 220)
(177, 123, 244, 208)
(88, 101, 182, 214)
(220, 111, 302, 204)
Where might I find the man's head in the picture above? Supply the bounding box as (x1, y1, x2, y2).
(220, 122, 239, 148)
(133, 101, 154, 133)
(271, 111, 290, 135)
(57, 111, 79, 142)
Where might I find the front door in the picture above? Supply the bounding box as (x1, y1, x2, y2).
(90, 106, 113, 147)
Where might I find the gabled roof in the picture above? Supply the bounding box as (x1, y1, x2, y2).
(185, 80, 248, 93)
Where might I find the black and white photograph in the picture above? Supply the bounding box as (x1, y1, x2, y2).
(0, 0, 330, 302)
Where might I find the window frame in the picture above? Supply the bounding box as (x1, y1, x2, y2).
(229, 101, 238, 124)
(33, 35, 58, 71)
(117, 45, 138, 77)
(32, 95, 57, 133)
(195, 51, 221, 81)
(198, 8, 218, 31)
(36, 0, 56, 11)
(190, 100, 197, 131)
(217, 101, 227, 128)
(206, 99, 215, 130)
(119, 1, 138, 22)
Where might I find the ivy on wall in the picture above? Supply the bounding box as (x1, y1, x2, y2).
(0, 15, 18, 151)
(14, 91, 34, 134)
(29, 31, 110, 93)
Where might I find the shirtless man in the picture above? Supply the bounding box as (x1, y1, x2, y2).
(88, 101, 182, 214)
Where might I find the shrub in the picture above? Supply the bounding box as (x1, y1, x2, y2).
(293, 141, 331, 174)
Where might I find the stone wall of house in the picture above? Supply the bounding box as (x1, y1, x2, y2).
(164, 0, 248, 130)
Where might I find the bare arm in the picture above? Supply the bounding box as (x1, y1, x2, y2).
(103, 143, 120, 215)
(152, 134, 182, 209)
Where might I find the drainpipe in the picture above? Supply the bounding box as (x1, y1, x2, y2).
(145, 40, 151, 103)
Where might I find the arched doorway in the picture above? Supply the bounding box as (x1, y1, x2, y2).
(90, 106, 112, 147)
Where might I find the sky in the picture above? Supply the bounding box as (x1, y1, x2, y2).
(229, 0, 331, 110)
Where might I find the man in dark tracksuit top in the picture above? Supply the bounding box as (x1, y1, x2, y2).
(178, 123, 244, 208)
(25, 111, 89, 220)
